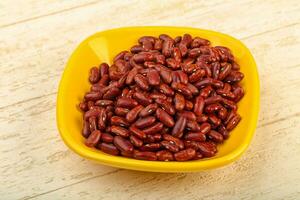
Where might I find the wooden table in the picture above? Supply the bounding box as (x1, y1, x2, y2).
(1, 0, 299, 199)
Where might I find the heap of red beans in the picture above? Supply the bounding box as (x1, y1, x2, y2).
(78, 34, 244, 161)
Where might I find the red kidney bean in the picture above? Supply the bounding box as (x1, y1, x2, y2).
(174, 148, 196, 161)
(196, 114, 208, 123)
(155, 98, 175, 115)
(184, 132, 206, 142)
(97, 108, 107, 130)
(84, 107, 102, 120)
(99, 143, 119, 155)
(111, 126, 129, 137)
(222, 98, 237, 111)
(224, 71, 244, 83)
(194, 96, 204, 116)
(158, 69, 172, 84)
(116, 97, 138, 109)
(82, 120, 91, 138)
(131, 45, 144, 53)
(178, 111, 196, 121)
(189, 69, 205, 83)
(218, 107, 228, 120)
(134, 116, 156, 129)
(207, 130, 224, 143)
(126, 105, 144, 123)
(218, 63, 232, 80)
(204, 95, 223, 105)
(87, 101, 95, 110)
(200, 122, 211, 134)
(218, 124, 230, 139)
(172, 116, 187, 138)
(154, 39, 163, 50)
(79, 102, 88, 112)
(172, 71, 181, 83)
(130, 135, 143, 147)
(114, 136, 133, 153)
(158, 83, 174, 96)
(156, 108, 175, 127)
(153, 133, 162, 141)
(208, 114, 221, 126)
(149, 92, 167, 100)
(134, 74, 150, 91)
(114, 107, 130, 117)
(84, 92, 102, 101)
(174, 93, 185, 111)
(197, 142, 217, 157)
(143, 122, 164, 134)
(186, 83, 199, 95)
(211, 62, 219, 79)
(101, 133, 114, 143)
(171, 82, 193, 99)
(232, 84, 244, 102)
(216, 89, 236, 100)
(133, 151, 157, 161)
(162, 133, 184, 149)
(177, 71, 188, 84)
(200, 85, 213, 98)
(191, 37, 210, 48)
(161, 140, 179, 152)
(173, 47, 182, 62)
(144, 134, 155, 143)
(98, 74, 109, 86)
(94, 100, 113, 107)
(179, 34, 192, 57)
(89, 67, 100, 83)
(140, 143, 161, 151)
(185, 100, 193, 111)
(205, 103, 222, 113)
(133, 92, 152, 106)
(193, 151, 204, 160)
(186, 120, 201, 131)
(226, 114, 241, 131)
(160, 34, 174, 57)
(147, 69, 160, 86)
(126, 67, 139, 85)
(174, 36, 182, 44)
(111, 116, 129, 127)
(120, 151, 133, 158)
(156, 150, 174, 161)
(129, 126, 146, 139)
(99, 63, 109, 77)
(85, 130, 101, 147)
(103, 87, 121, 100)
(139, 103, 158, 117)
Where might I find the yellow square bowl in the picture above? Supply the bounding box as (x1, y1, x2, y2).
(56, 26, 259, 172)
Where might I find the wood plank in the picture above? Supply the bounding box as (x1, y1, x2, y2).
(0, 0, 98, 27)
(0, 0, 299, 108)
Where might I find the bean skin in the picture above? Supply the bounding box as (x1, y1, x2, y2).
(174, 148, 196, 161)
(85, 130, 101, 147)
(171, 116, 187, 138)
(126, 105, 144, 123)
(156, 108, 175, 127)
(156, 150, 174, 161)
(139, 103, 158, 117)
(99, 143, 119, 155)
(134, 116, 156, 129)
(113, 136, 134, 154)
(142, 122, 164, 135)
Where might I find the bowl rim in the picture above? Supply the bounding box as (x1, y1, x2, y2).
(56, 26, 260, 172)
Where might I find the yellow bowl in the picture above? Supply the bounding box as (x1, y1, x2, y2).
(57, 26, 259, 172)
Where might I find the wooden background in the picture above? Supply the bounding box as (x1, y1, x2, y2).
(1, 0, 300, 199)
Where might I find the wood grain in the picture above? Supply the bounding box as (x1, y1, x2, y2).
(0, 0, 299, 199)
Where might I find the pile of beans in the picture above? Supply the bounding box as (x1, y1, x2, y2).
(78, 34, 244, 161)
